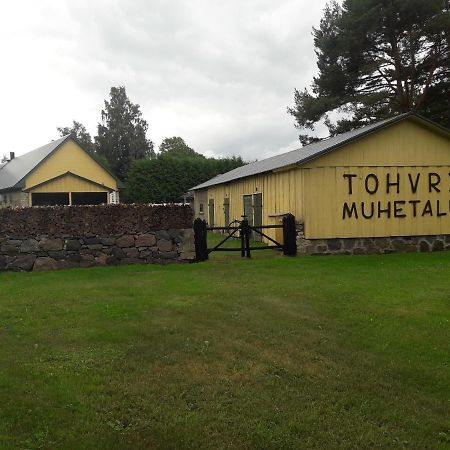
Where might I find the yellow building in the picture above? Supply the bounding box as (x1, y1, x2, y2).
(192, 113, 450, 253)
(0, 135, 123, 207)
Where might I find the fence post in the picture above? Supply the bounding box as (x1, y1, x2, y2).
(282, 214, 297, 256)
(193, 218, 208, 261)
(241, 219, 251, 258)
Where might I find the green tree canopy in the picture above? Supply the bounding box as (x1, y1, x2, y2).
(95, 86, 154, 180)
(126, 139, 245, 203)
(288, 0, 450, 141)
(159, 136, 201, 158)
(57, 120, 94, 153)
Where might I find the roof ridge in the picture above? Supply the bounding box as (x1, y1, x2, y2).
(190, 113, 426, 190)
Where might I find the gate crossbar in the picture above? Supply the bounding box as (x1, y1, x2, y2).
(206, 227, 239, 254)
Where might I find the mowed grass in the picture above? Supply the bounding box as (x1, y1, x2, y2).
(0, 237, 449, 449)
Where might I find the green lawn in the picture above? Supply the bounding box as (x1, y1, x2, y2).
(0, 242, 449, 449)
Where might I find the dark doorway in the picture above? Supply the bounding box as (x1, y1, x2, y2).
(208, 198, 215, 226)
(31, 192, 69, 206)
(253, 193, 263, 242)
(243, 194, 253, 239)
(223, 197, 230, 226)
(243, 195, 253, 225)
(71, 192, 108, 205)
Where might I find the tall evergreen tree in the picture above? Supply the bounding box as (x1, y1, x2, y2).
(288, 0, 450, 141)
(96, 86, 154, 180)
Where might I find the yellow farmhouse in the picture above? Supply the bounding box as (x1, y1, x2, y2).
(0, 135, 123, 207)
(192, 113, 450, 254)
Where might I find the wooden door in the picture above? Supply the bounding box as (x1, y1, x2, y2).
(223, 197, 230, 226)
(253, 193, 263, 242)
(243, 195, 253, 225)
(208, 198, 215, 226)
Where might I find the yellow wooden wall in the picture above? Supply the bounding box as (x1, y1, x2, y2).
(28, 173, 110, 193)
(199, 117, 450, 240)
(25, 140, 118, 191)
(203, 169, 305, 241)
(302, 119, 450, 238)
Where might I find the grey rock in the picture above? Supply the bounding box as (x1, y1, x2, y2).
(160, 251, 178, 260)
(6, 240, 22, 246)
(65, 239, 81, 251)
(168, 229, 181, 239)
(84, 237, 102, 245)
(135, 233, 156, 247)
(0, 255, 6, 271)
(87, 244, 103, 250)
(68, 254, 83, 263)
(156, 230, 170, 241)
(343, 239, 356, 250)
(101, 237, 116, 246)
(158, 239, 173, 252)
(124, 247, 139, 258)
(40, 238, 63, 252)
(95, 253, 108, 266)
(328, 239, 342, 251)
(106, 256, 120, 265)
(48, 250, 66, 260)
(111, 247, 125, 259)
(180, 251, 196, 260)
(432, 240, 444, 252)
(33, 257, 58, 272)
(9, 254, 36, 271)
(20, 239, 39, 253)
(116, 235, 135, 248)
(374, 238, 390, 250)
(1, 244, 19, 255)
(392, 238, 406, 251)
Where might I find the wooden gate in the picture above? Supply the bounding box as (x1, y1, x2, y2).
(193, 214, 297, 261)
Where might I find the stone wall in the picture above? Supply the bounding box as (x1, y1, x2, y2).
(0, 205, 195, 271)
(296, 222, 450, 255)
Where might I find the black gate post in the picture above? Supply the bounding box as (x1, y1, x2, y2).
(282, 214, 297, 256)
(193, 218, 208, 261)
(241, 218, 251, 258)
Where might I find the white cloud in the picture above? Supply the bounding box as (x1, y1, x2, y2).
(0, 0, 329, 160)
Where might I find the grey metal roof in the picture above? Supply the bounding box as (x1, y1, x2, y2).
(0, 135, 71, 191)
(191, 113, 417, 190)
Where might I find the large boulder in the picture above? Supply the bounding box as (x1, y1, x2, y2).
(1, 244, 19, 255)
(116, 235, 135, 248)
(124, 247, 139, 258)
(65, 239, 81, 251)
(33, 257, 58, 272)
(158, 239, 173, 252)
(39, 238, 63, 252)
(135, 233, 156, 247)
(20, 239, 40, 253)
(9, 254, 37, 271)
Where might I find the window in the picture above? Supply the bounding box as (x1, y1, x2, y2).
(199, 203, 204, 213)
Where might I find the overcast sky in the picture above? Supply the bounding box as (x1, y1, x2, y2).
(1, 0, 329, 160)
